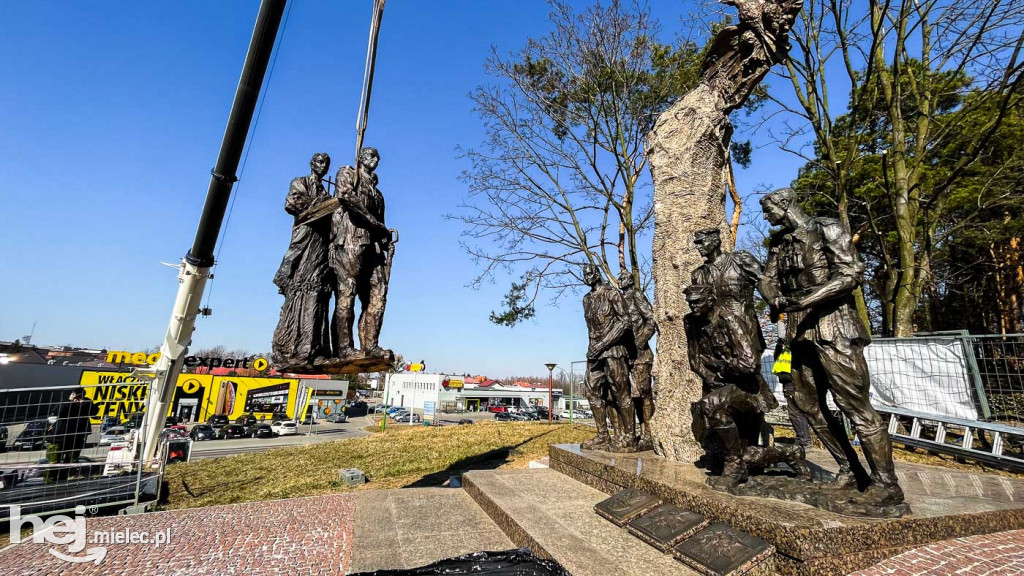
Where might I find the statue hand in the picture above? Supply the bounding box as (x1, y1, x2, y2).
(780, 297, 806, 312)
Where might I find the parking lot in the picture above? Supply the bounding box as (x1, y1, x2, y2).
(0, 416, 374, 466)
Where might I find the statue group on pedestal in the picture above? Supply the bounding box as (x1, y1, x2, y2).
(580, 265, 656, 453)
(272, 149, 396, 374)
(581, 188, 906, 512)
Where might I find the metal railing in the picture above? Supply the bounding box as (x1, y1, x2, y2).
(0, 382, 162, 520)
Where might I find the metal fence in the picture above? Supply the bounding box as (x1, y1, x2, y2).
(0, 382, 163, 520)
(760, 332, 1024, 469)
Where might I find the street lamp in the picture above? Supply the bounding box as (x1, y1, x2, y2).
(545, 363, 557, 423)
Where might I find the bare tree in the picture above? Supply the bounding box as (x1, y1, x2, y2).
(766, 0, 1024, 335)
(452, 0, 704, 325)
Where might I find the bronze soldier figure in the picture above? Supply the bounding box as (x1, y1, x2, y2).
(272, 153, 333, 369)
(758, 188, 905, 507)
(618, 271, 656, 449)
(330, 147, 393, 360)
(582, 264, 638, 452)
(684, 232, 804, 490)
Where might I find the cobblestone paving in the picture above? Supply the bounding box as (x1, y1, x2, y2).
(0, 494, 355, 576)
(853, 529, 1024, 575)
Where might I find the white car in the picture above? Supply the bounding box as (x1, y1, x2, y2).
(100, 426, 128, 446)
(271, 421, 298, 436)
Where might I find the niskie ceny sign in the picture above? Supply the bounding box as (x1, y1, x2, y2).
(106, 351, 268, 371)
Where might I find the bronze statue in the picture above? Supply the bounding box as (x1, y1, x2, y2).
(684, 229, 805, 490)
(758, 188, 905, 508)
(582, 264, 637, 452)
(618, 271, 656, 449)
(329, 147, 394, 364)
(272, 148, 396, 374)
(272, 153, 333, 368)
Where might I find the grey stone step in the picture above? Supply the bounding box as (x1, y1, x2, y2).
(462, 468, 701, 576)
(349, 488, 514, 573)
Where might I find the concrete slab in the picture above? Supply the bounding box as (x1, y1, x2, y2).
(463, 467, 699, 576)
(348, 488, 513, 573)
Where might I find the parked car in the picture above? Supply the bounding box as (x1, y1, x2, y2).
(325, 413, 348, 423)
(207, 414, 229, 428)
(124, 412, 145, 430)
(13, 420, 51, 450)
(487, 405, 508, 413)
(494, 412, 514, 422)
(344, 401, 368, 417)
(393, 412, 421, 424)
(215, 424, 247, 440)
(235, 414, 257, 427)
(189, 424, 217, 441)
(386, 406, 405, 415)
(254, 424, 275, 439)
(159, 428, 187, 441)
(100, 426, 128, 446)
(271, 421, 298, 436)
(300, 413, 317, 425)
(532, 408, 559, 421)
(100, 416, 120, 433)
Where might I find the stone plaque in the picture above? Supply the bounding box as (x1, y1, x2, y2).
(594, 489, 662, 527)
(673, 523, 774, 576)
(626, 504, 708, 552)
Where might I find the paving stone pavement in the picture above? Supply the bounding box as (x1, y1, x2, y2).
(852, 529, 1024, 575)
(1, 488, 1021, 575)
(0, 494, 356, 576)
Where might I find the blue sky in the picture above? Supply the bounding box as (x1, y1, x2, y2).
(0, 1, 808, 378)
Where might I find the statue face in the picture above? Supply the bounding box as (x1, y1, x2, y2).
(310, 154, 330, 178)
(618, 272, 634, 290)
(360, 149, 380, 172)
(760, 191, 794, 227)
(685, 286, 712, 315)
(693, 231, 721, 259)
(583, 265, 601, 286)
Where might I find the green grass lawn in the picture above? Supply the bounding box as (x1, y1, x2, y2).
(161, 421, 595, 511)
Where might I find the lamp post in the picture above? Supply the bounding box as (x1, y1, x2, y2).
(544, 363, 556, 423)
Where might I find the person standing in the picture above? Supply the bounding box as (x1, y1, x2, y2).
(48, 387, 95, 482)
(618, 270, 656, 449)
(581, 264, 637, 452)
(330, 147, 392, 358)
(272, 153, 334, 369)
(771, 315, 812, 449)
(758, 188, 904, 507)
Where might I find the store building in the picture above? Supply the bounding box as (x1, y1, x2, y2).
(384, 373, 562, 413)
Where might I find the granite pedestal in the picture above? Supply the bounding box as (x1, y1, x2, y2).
(550, 444, 1024, 576)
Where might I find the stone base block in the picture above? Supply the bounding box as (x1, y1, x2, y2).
(550, 444, 1024, 576)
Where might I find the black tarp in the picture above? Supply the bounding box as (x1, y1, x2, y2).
(349, 549, 569, 576)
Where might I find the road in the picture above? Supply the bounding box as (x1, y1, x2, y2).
(0, 418, 375, 468)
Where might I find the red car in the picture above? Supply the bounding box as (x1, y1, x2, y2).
(487, 405, 508, 413)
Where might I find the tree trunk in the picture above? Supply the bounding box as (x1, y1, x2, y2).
(649, 84, 731, 462)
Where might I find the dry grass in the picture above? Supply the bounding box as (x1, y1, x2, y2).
(160, 421, 594, 511)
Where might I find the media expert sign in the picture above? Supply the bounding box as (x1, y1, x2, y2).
(105, 350, 268, 371)
(79, 372, 148, 421)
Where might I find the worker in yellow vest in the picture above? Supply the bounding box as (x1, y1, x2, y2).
(773, 315, 811, 449)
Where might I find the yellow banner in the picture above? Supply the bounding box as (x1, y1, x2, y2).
(80, 372, 151, 423)
(79, 371, 300, 424)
